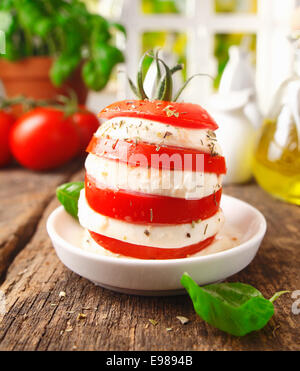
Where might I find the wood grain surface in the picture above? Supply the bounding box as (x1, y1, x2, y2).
(0, 161, 82, 277)
(0, 165, 299, 351)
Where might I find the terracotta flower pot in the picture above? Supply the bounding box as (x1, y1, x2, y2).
(0, 56, 88, 105)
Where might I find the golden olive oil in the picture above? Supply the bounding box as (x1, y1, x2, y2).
(253, 119, 300, 205)
(253, 33, 300, 205)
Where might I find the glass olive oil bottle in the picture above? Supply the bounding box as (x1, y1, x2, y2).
(253, 38, 300, 205)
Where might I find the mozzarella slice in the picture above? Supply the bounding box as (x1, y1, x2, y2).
(85, 154, 222, 200)
(95, 117, 222, 155)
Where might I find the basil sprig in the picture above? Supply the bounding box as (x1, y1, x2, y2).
(0, 1, 124, 91)
(181, 273, 289, 337)
(56, 182, 84, 220)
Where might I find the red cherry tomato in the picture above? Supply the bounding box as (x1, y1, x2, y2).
(87, 136, 227, 174)
(69, 106, 100, 154)
(99, 100, 218, 130)
(0, 110, 15, 167)
(10, 107, 80, 171)
(89, 231, 216, 260)
(85, 175, 222, 225)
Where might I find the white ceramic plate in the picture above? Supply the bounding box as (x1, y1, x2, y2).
(47, 195, 266, 296)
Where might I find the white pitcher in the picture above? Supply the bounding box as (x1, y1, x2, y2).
(219, 44, 262, 129)
(208, 91, 256, 184)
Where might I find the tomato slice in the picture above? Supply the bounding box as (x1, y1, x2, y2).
(87, 137, 226, 175)
(85, 175, 221, 225)
(89, 231, 216, 260)
(98, 100, 218, 130)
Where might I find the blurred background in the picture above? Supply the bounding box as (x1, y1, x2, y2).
(91, 0, 296, 112)
(0, 0, 299, 204)
(1, 0, 296, 111)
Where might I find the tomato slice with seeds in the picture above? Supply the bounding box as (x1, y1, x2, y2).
(85, 175, 222, 225)
(98, 100, 218, 130)
(89, 231, 216, 260)
(87, 136, 226, 174)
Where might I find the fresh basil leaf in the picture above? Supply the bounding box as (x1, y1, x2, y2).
(50, 52, 81, 86)
(181, 273, 275, 337)
(56, 182, 84, 220)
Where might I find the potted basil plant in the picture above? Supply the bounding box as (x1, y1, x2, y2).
(0, 0, 125, 103)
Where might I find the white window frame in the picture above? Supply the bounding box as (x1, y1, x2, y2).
(99, 0, 300, 113)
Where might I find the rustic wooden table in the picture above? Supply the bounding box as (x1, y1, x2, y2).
(0, 162, 299, 351)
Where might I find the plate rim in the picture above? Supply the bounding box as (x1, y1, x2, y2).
(47, 194, 267, 267)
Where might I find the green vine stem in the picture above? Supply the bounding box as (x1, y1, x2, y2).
(137, 52, 150, 100)
(173, 73, 212, 102)
(0, 96, 27, 110)
(0, 90, 81, 117)
(128, 49, 212, 102)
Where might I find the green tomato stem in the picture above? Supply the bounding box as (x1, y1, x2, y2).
(137, 51, 150, 100)
(173, 73, 212, 102)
